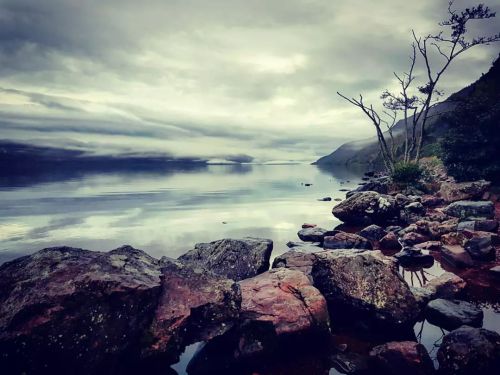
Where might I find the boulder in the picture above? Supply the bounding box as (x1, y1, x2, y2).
(437, 326, 500, 375)
(297, 227, 332, 243)
(369, 341, 434, 375)
(401, 202, 427, 224)
(358, 224, 387, 241)
(345, 177, 389, 198)
(178, 237, 272, 281)
(440, 245, 474, 268)
(239, 268, 330, 336)
(439, 180, 491, 202)
(317, 197, 332, 201)
(425, 299, 483, 330)
(301, 223, 317, 228)
(0, 246, 162, 374)
(311, 250, 419, 329)
(323, 231, 373, 250)
(271, 251, 317, 281)
(442, 200, 494, 220)
(332, 191, 399, 225)
(380, 231, 402, 251)
(401, 232, 430, 246)
(441, 232, 466, 246)
(144, 260, 241, 360)
(414, 241, 441, 251)
(421, 272, 466, 299)
(285, 241, 323, 253)
(394, 248, 434, 268)
(458, 219, 499, 233)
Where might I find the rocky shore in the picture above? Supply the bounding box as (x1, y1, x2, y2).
(1, 169, 500, 374)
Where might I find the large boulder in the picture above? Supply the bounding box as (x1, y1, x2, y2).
(442, 201, 494, 220)
(323, 231, 373, 250)
(425, 299, 483, 331)
(437, 326, 500, 375)
(439, 180, 491, 202)
(143, 260, 241, 361)
(239, 268, 330, 336)
(369, 341, 434, 375)
(272, 251, 318, 281)
(0, 246, 162, 374)
(311, 250, 419, 329)
(178, 237, 272, 281)
(332, 191, 399, 225)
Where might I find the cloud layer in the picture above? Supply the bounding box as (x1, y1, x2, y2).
(0, 0, 499, 162)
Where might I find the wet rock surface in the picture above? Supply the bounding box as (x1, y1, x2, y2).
(369, 341, 434, 375)
(297, 227, 333, 243)
(437, 326, 500, 375)
(178, 237, 273, 281)
(425, 299, 483, 330)
(358, 224, 387, 241)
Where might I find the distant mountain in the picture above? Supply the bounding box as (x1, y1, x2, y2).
(314, 55, 499, 170)
(0, 141, 208, 186)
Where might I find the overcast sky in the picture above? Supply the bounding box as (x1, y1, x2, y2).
(0, 0, 499, 162)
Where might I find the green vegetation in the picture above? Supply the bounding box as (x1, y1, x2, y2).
(391, 161, 423, 185)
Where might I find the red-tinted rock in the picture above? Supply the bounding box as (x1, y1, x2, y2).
(380, 231, 402, 251)
(401, 232, 429, 246)
(239, 268, 330, 336)
(272, 251, 317, 281)
(144, 260, 241, 360)
(422, 272, 466, 299)
(369, 341, 434, 375)
(415, 241, 441, 251)
(0, 246, 162, 374)
(440, 245, 474, 268)
(422, 195, 444, 207)
(441, 232, 466, 246)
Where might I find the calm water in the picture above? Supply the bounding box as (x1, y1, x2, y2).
(0, 164, 362, 263)
(0, 164, 498, 374)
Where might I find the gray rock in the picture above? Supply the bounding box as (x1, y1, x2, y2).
(442, 200, 494, 220)
(332, 191, 399, 225)
(422, 272, 466, 300)
(346, 178, 389, 198)
(323, 231, 373, 250)
(357, 224, 387, 241)
(178, 237, 273, 281)
(394, 248, 434, 268)
(311, 250, 419, 329)
(437, 326, 500, 375)
(425, 299, 483, 330)
(297, 227, 333, 242)
(464, 234, 495, 260)
(439, 180, 491, 202)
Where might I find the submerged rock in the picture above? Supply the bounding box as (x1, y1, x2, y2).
(425, 299, 483, 330)
(0, 246, 162, 374)
(442, 200, 494, 220)
(239, 268, 330, 336)
(439, 180, 491, 202)
(437, 326, 500, 375)
(323, 231, 373, 250)
(332, 191, 399, 225)
(178, 237, 273, 281)
(369, 341, 434, 375)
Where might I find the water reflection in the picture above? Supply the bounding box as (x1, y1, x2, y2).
(0, 164, 362, 264)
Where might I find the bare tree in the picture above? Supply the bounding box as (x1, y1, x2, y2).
(338, 1, 500, 171)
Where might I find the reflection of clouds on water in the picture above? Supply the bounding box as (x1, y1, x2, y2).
(0, 164, 361, 263)
(0, 223, 30, 241)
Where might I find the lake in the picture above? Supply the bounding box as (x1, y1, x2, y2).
(0, 163, 498, 374)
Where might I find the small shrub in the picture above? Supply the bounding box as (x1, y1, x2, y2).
(391, 162, 423, 185)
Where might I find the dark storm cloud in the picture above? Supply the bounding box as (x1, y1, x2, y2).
(0, 0, 498, 161)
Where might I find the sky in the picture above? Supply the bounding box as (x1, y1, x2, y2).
(0, 0, 499, 163)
